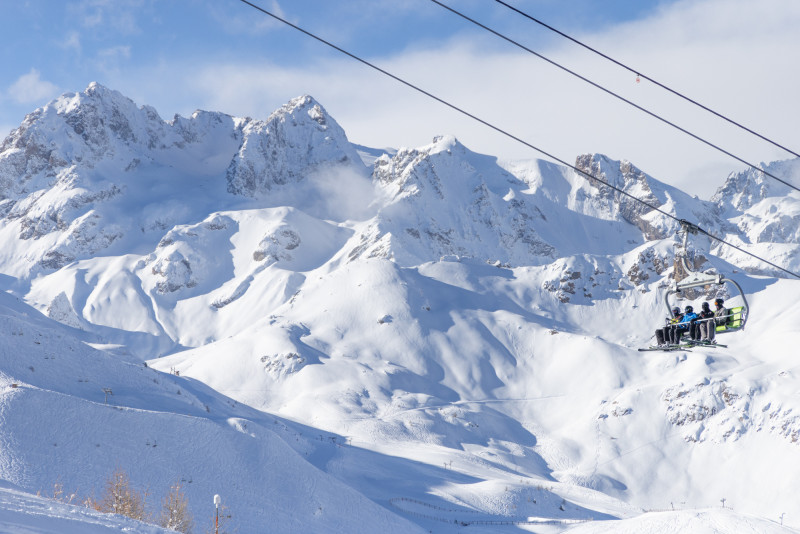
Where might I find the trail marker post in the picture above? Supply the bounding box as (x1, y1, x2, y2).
(214, 494, 221, 534)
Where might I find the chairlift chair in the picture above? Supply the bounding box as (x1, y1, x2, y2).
(664, 221, 749, 334)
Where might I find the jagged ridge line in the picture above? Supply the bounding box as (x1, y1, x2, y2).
(233, 0, 800, 280)
(430, 0, 800, 195)
(493, 0, 800, 161)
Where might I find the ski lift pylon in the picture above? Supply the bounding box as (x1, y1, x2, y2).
(664, 220, 749, 332)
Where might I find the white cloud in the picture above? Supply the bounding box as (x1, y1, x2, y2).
(569, 0, 800, 192)
(107, 0, 800, 198)
(209, 0, 289, 36)
(7, 69, 60, 105)
(95, 45, 132, 73)
(98, 45, 131, 60)
(72, 0, 142, 34)
(62, 31, 82, 54)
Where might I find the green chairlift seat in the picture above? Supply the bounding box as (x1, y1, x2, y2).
(715, 306, 745, 333)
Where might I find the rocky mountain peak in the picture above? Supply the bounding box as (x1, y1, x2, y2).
(712, 158, 800, 213)
(1, 84, 799, 281)
(0, 82, 169, 201)
(268, 94, 329, 127)
(53, 82, 165, 154)
(225, 95, 364, 197)
(574, 153, 681, 240)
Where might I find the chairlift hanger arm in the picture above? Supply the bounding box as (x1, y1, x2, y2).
(678, 219, 701, 235)
(665, 222, 749, 330)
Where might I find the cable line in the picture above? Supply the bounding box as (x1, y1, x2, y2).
(493, 0, 800, 161)
(233, 0, 800, 280)
(430, 0, 800, 195)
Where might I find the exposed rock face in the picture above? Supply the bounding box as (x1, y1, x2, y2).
(574, 154, 675, 240)
(712, 159, 799, 212)
(662, 378, 800, 446)
(713, 160, 800, 244)
(261, 351, 307, 377)
(355, 136, 558, 266)
(0, 86, 364, 275)
(225, 95, 363, 197)
(626, 247, 671, 288)
(143, 214, 236, 295)
(46, 291, 82, 329)
(541, 255, 634, 303)
(0, 85, 147, 272)
(253, 227, 301, 263)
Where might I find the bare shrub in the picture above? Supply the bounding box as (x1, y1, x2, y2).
(99, 468, 148, 521)
(51, 481, 78, 504)
(159, 482, 193, 533)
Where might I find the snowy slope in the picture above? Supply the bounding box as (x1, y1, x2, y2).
(566, 508, 794, 534)
(0, 479, 176, 534)
(153, 255, 800, 526)
(0, 291, 426, 534)
(2, 84, 800, 533)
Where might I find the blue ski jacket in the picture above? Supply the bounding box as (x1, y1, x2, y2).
(677, 312, 698, 329)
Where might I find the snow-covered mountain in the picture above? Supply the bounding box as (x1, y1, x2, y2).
(2, 83, 800, 533)
(710, 159, 800, 273)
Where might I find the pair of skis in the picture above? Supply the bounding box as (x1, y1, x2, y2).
(638, 340, 727, 352)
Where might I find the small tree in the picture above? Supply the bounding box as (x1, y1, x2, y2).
(99, 468, 148, 521)
(159, 482, 193, 533)
(51, 480, 78, 505)
(83, 493, 101, 511)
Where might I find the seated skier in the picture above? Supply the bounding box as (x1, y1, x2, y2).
(675, 305, 699, 343)
(713, 298, 729, 329)
(697, 301, 716, 343)
(655, 307, 683, 346)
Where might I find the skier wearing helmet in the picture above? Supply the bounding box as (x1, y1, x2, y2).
(697, 301, 716, 343)
(713, 298, 729, 328)
(676, 305, 699, 342)
(655, 306, 683, 346)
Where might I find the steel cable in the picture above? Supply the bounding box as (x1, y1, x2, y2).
(233, 0, 800, 280)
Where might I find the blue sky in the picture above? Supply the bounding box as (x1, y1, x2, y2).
(1, 0, 670, 112)
(3, 0, 800, 196)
